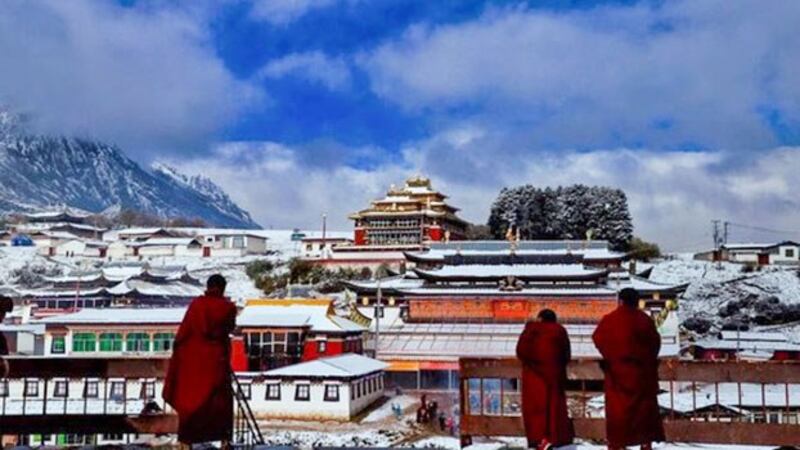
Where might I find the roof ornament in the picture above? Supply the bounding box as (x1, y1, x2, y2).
(499, 275, 523, 292)
(505, 222, 519, 254)
(584, 229, 593, 249)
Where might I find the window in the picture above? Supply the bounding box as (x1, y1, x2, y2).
(63, 435, 90, 445)
(54, 380, 69, 398)
(51, 335, 66, 354)
(153, 332, 175, 352)
(0, 380, 8, 397)
(24, 379, 39, 397)
(324, 385, 340, 402)
(356, 381, 362, 398)
(350, 384, 355, 400)
(109, 381, 126, 401)
(232, 236, 245, 248)
(99, 333, 123, 352)
(786, 248, 796, 258)
(72, 333, 96, 352)
(295, 384, 310, 401)
(126, 333, 150, 352)
(317, 340, 327, 354)
(140, 381, 155, 399)
(84, 380, 99, 398)
(265, 384, 281, 401)
(239, 383, 252, 400)
(103, 434, 124, 442)
(306, 244, 313, 252)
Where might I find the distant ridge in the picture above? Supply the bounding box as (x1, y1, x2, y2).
(0, 109, 260, 228)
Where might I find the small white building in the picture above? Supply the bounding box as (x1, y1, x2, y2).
(52, 239, 108, 258)
(300, 237, 353, 259)
(239, 353, 388, 421)
(132, 238, 204, 258)
(190, 229, 268, 256)
(722, 241, 800, 265)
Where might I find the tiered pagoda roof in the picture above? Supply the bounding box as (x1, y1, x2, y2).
(348, 175, 466, 224)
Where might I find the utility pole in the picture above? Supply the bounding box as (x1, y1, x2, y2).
(712, 220, 722, 269)
(723, 221, 729, 245)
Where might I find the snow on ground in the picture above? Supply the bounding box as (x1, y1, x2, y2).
(361, 395, 418, 423)
(0, 246, 65, 285)
(649, 259, 745, 285)
(258, 428, 400, 448)
(647, 258, 800, 340)
(410, 436, 774, 450)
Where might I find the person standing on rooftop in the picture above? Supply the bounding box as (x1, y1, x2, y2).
(516, 308, 574, 450)
(592, 287, 664, 450)
(163, 274, 237, 449)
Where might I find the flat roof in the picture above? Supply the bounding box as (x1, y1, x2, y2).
(259, 353, 387, 378)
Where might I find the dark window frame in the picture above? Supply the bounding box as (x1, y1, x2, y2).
(24, 379, 39, 398)
(265, 383, 281, 401)
(51, 335, 66, 354)
(295, 384, 310, 401)
(140, 381, 156, 399)
(54, 379, 69, 398)
(240, 383, 252, 400)
(324, 384, 340, 402)
(84, 380, 99, 398)
(109, 381, 126, 401)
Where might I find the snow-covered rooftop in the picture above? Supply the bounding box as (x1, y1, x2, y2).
(414, 264, 607, 279)
(237, 299, 366, 332)
(34, 307, 187, 325)
(260, 353, 387, 378)
(409, 248, 625, 261)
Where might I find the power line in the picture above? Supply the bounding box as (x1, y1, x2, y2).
(725, 222, 800, 236)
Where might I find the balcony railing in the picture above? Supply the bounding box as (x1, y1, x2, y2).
(0, 356, 264, 446)
(459, 357, 800, 447)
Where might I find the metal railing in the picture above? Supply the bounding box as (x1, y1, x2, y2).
(232, 371, 265, 447)
(1, 357, 264, 447)
(0, 357, 176, 435)
(459, 357, 800, 447)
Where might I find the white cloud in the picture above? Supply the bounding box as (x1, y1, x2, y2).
(259, 52, 352, 91)
(169, 136, 800, 252)
(0, 0, 257, 157)
(250, 0, 337, 25)
(361, 0, 800, 150)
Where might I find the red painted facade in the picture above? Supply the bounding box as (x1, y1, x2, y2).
(354, 228, 367, 245)
(427, 226, 443, 242)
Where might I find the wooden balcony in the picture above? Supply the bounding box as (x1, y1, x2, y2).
(459, 357, 800, 447)
(0, 356, 177, 435)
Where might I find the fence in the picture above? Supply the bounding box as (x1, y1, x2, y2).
(459, 357, 800, 447)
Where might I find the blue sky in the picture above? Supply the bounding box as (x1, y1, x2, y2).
(1, 0, 800, 249)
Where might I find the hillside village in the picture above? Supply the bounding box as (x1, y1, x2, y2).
(1, 176, 799, 447)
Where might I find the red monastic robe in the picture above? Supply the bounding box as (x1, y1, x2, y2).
(592, 305, 665, 448)
(516, 321, 574, 446)
(163, 293, 237, 444)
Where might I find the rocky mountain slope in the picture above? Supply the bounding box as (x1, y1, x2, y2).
(0, 110, 259, 228)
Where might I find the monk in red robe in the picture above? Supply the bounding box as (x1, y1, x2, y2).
(163, 274, 237, 447)
(516, 309, 574, 450)
(592, 288, 664, 450)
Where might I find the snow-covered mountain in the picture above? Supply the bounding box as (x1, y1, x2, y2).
(0, 110, 260, 228)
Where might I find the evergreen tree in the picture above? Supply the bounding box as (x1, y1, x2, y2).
(487, 184, 633, 249)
